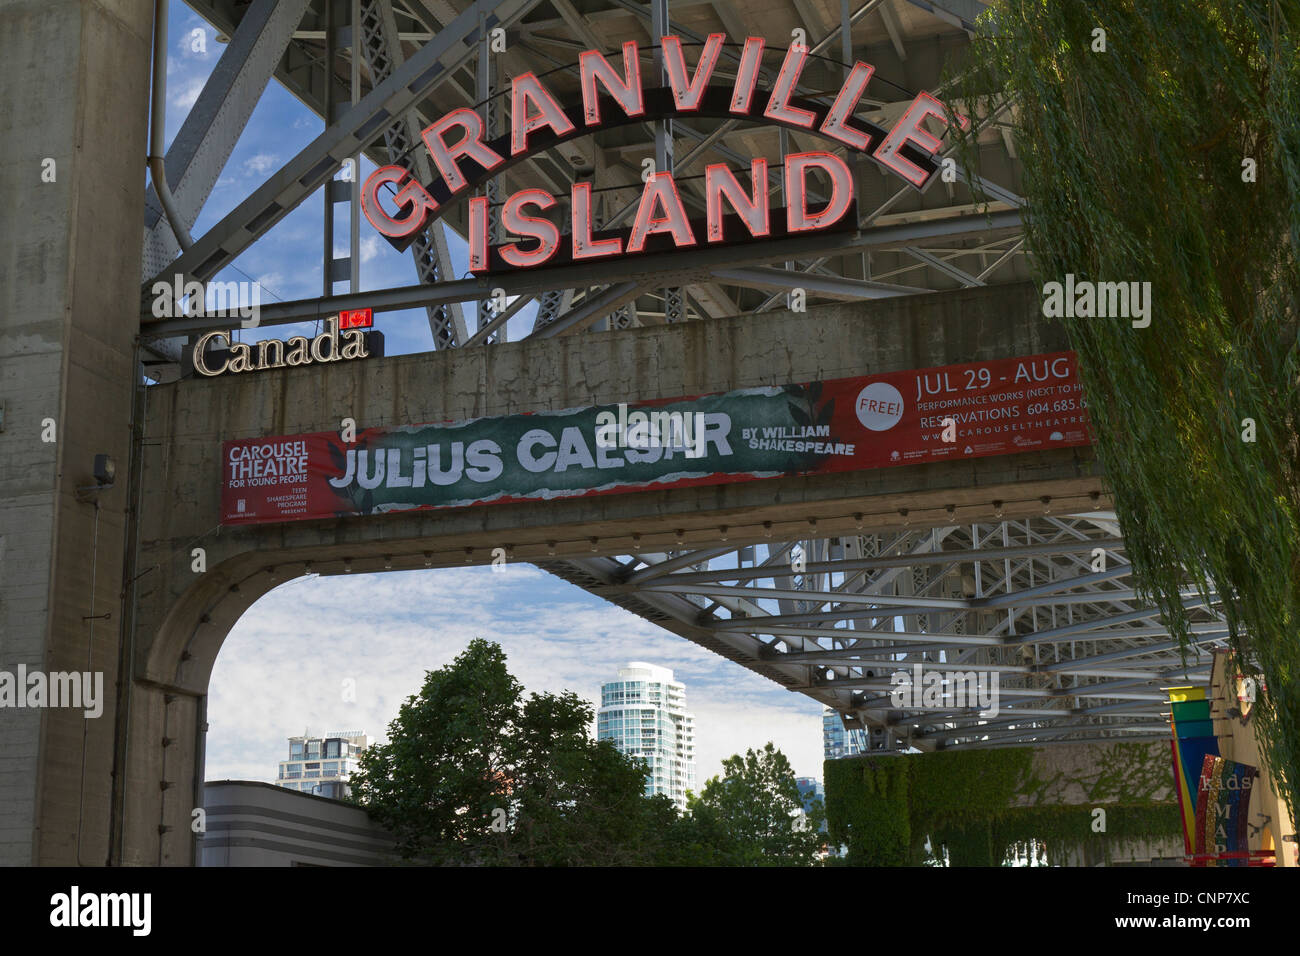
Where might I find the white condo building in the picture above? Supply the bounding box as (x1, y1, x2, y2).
(275, 731, 372, 800)
(597, 663, 696, 810)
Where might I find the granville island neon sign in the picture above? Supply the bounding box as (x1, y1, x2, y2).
(360, 35, 969, 273)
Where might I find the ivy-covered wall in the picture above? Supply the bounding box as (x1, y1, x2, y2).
(825, 742, 1182, 866)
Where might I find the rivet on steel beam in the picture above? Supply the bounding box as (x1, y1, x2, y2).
(589, 537, 599, 552)
(546, 541, 557, 556)
(853, 513, 864, 530)
(423, 551, 433, 567)
(763, 522, 773, 538)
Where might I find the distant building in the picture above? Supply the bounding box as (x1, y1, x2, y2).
(796, 776, 824, 810)
(795, 777, 828, 833)
(202, 781, 392, 866)
(276, 730, 371, 799)
(597, 663, 696, 810)
(823, 707, 867, 760)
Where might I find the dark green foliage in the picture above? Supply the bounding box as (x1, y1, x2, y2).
(825, 756, 911, 865)
(351, 639, 665, 865)
(950, 0, 1300, 821)
(350, 639, 824, 866)
(825, 749, 1183, 866)
(686, 743, 826, 865)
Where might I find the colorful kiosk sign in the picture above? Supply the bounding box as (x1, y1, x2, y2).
(220, 351, 1090, 525)
(359, 35, 969, 274)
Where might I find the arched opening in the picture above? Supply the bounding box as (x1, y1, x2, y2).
(131, 557, 829, 864)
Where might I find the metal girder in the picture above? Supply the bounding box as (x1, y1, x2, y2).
(904, 246, 986, 287)
(359, 0, 469, 348)
(527, 282, 649, 338)
(142, 207, 1023, 333)
(144, 0, 541, 289)
(142, 0, 312, 280)
(464, 291, 533, 346)
(793, 0, 832, 38)
(712, 265, 930, 300)
(904, 0, 991, 34)
(533, 516, 1227, 752)
(532, 287, 575, 332)
(879, 0, 908, 60)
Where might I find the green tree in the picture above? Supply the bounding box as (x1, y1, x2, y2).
(351, 638, 666, 865)
(686, 743, 825, 865)
(951, 0, 1300, 820)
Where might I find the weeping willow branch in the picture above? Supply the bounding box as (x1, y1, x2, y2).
(949, 0, 1300, 823)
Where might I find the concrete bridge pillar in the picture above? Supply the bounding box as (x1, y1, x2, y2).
(0, 0, 153, 864)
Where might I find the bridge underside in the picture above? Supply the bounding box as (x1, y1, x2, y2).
(107, 281, 1230, 864)
(122, 0, 1221, 863)
(0, 0, 1228, 867)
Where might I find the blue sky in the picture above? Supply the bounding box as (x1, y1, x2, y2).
(162, 4, 827, 787)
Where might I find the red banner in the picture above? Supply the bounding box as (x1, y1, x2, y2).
(220, 351, 1092, 526)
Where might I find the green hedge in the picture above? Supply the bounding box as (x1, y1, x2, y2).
(825, 755, 911, 865)
(826, 746, 1182, 866)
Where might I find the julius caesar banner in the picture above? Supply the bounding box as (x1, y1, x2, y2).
(220, 352, 1092, 526)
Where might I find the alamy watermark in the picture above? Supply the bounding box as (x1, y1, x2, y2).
(0, 666, 103, 718)
(50, 886, 150, 936)
(594, 404, 716, 458)
(1041, 273, 1151, 328)
(150, 273, 261, 328)
(889, 664, 999, 718)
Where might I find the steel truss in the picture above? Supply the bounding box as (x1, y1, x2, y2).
(147, 0, 1027, 348)
(540, 513, 1225, 751)
(142, 2, 1193, 755)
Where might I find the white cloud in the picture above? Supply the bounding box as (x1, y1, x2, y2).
(205, 567, 826, 789)
(170, 77, 204, 111)
(243, 153, 278, 176)
(255, 272, 284, 294)
(360, 236, 381, 263)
